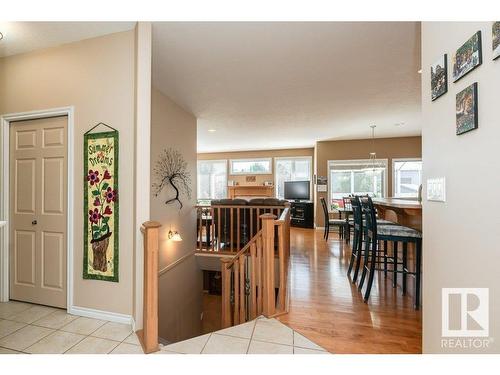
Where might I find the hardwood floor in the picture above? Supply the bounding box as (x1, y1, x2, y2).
(201, 292, 222, 335)
(277, 227, 422, 354)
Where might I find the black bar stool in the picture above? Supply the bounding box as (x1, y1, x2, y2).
(347, 196, 399, 283)
(358, 196, 422, 309)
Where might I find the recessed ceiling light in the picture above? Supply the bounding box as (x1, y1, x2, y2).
(394, 122, 405, 127)
(417, 69, 422, 74)
(208, 129, 216, 132)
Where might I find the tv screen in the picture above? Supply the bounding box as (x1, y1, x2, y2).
(284, 181, 310, 200)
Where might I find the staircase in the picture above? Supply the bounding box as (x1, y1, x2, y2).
(138, 207, 291, 353)
(220, 209, 291, 328)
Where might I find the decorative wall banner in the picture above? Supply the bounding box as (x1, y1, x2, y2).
(83, 129, 119, 282)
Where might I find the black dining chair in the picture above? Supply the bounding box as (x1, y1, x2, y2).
(358, 196, 422, 309)
(342, 196, 354, 243)
(320, 197, 345, 241)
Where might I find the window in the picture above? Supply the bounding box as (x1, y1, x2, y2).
(393, 159, 422, 198)
(197, 160, 227, 200)
(328, 159, 388, 208)
(275, 157, 312, 199)
(229, 158, 272, 175)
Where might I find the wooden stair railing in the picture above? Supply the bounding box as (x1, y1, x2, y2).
(221, 208, 291, 328)
(196, 204, 288, 252)
(137, 221, 161, 354)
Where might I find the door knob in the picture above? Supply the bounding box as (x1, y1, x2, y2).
(32, 220, 37, 225)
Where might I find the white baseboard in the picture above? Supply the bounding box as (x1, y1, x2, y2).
(69, 305, 134, 326)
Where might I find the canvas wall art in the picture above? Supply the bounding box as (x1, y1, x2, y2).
(452, 31, 482, 82)
(83, 130, 119, 282)
(431, 54, 447, 101)
(493, 22, 500, 60)
(456, 82, 478, 135)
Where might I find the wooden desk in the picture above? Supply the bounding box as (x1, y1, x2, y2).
(372, 198, 422, 231)
(228, 185, 274, 199)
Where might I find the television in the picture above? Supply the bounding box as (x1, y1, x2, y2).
(284, 181, 310, 201)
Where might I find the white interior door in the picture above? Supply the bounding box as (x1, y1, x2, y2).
(9, 116, 68, 308)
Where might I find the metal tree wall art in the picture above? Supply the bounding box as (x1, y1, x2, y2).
(153, 148, 192, 209)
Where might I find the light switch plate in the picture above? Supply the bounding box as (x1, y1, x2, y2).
(317, 185, 327, 192)
(427, 177, 446, 202)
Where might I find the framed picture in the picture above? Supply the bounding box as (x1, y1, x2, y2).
(456, 82, 478, 135)
(493, 22, 500, 60)
(431, 54, 447, 101)
(452, 31, 482, 82)
(83, 130, 119, 282)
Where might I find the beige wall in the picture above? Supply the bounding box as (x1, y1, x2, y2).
(0, 31, 137, 315)
(422, 22, 499, 353)
(133, 22, 152, 330)
(315, 137, 422, 227)
(151, 87, 202, 343)
(198, 148, 314, 189)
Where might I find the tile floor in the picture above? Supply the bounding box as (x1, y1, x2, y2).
(160, 316, 330, 354)
(1, 301, 329, 354)
(0, 301, 143, 354)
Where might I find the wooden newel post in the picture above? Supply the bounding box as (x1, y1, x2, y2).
(261, 213, 276, 317)
(138, 221, 161, 354)
(221, 258, 232, 328)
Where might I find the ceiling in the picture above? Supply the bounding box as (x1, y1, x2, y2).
(152, 22, 422, 153)
(0, 22, 136, 57)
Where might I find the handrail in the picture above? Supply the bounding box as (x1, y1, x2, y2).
(196, 203, 289, 253)
(225, 230, 262, 268)
(220, 209, 291, 328)
(195, 204, 286, 209)
(275, 207, 290, 224)
(158, 250, 196, 276)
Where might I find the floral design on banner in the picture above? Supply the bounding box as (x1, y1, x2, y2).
(83, 130, 119, 282)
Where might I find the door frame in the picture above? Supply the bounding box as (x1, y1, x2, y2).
(0, 107, 74, 310)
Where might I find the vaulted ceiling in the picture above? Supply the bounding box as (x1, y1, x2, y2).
(152, 22, 421, 153)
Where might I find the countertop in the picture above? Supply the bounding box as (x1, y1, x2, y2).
(371, 198, 422, 210)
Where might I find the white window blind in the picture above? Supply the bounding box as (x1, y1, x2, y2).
(275, 157, 312, 199)
(328, 159, 387, 207)
(229, 158, 272, 174)
(393, 159, 422, 198)
(197, 160, 227, 200)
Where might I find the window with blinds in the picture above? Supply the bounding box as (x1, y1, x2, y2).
(328, 159, 388, 206)
(274, 157, 312, 199)
(393, 159, 422, 198)
(197, 160, 228, 200)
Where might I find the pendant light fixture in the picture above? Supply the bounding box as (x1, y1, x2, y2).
(363, 125, 385, 198)
(365, 125, 384, 174)
(368, 125, 378, 172)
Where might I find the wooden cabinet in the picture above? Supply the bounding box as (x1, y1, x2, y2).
(290, 201, 314, 229)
